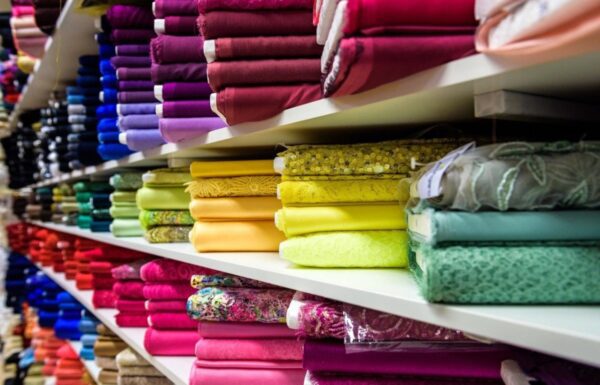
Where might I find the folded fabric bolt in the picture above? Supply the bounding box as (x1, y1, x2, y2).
(118, 81, 155, 91)
(106, 5, 154, 29)
(150, 35, 205, 64)
(114, 281, 145, 299)
(159, 100, 214, 118)
(155, 82, 212, 101)
(197, 321, 296, 339)
(197, 0, 312, 12)
(154, 0, 197, 17)
(187, 287, 292, 323)
(151, 62, 208, 83)
(190, 221, 285, 251)
(95, 356, 117, 370)
(119, 377, 173, 385)
(199, 11, 314, 39)
(304, 372, 498, 385)
(122, 130, 166, 151)
(111, 219, 144, 237)
(111, 29, 156, 45)
(136, 187, 190, 210)
(117, 67, 152, 80)
(141, 259, 213, 282)
(144, 283, 196, 300)
(115, 44, 150, 56)
(190, 159, 275, 178)
(155, 16, 198, 35)
(98, 369, 118, 384)
(115, 313, 148, 327)
(139, 210, 194, 229)
(92, 290, 117, 308)
(148, 313, 198, 330)
(142, 167, 192, 186)
(189, 366, 305, 385)
(93, 338, 128, 356)
(158, 117, 225, 142)
(110, 56, 151, 69)
(411, 242, 600, 304)
(97, 144, 134, 160)
(143, 328, 198, 355)
(118, 91, 158, 104)
(189, 197, 280, 221)
(195, 338, 303, 361)
(204, 35, 321, 63)
(99, 132, 121, 144)
(117, 103, 157, 116)
(186, 176, 280, 198)
(214, 84, 322, 125)
(280, 230, 409, 268)
(146, 300, 188, 313)
(111, 191, 137, 203)
(195, 359, 303, 370)
(145, 225, 193, 243)
(115, 299, 146, 312)
(116, 348, 149, 368)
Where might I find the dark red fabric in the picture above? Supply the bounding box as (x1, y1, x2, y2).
(214, 35, 322, 60)
(163, 16, 199, 35)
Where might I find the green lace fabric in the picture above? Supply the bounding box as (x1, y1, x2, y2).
(139, 210, 194, 230)
(110, 173, 144, 191)
(277, 139, 464, 180)
(413, 141, 600, 211)
(144, 225, 192, 243)
(142, 167, 192, 187)
(410, 242, 600, 304)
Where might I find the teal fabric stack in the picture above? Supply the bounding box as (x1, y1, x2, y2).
(73, 181, 113, 230)
(407, 141, 600, 304)
(109, 173, 144, 237)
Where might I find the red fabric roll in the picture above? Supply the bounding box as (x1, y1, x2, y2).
(210, 35, 322, 61)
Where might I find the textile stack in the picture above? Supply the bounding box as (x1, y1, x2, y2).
(32, 0, 64, 35)
(2, 111, 40, 188)
(89, 180, 114, 232)
(74, 237, 96, 290)
(186, 160, 284, 252)
(35, 187, 53, 222)
(109, 172, 143, 237)
(116, 348, 173, 385)
(54, 292, 83, 341)
(54, 344, 91, 385)
(59, 235, 78, 279)
(38, 229, 61, 270)
(73, 181, 94, 229)
(54, 184, 78, 225)
(152, 0, 224, 143)
(199, 0, 323, 125)
(94, 324, 127, 385)
(406, 141, 600, 304)
(112, 259, 150, 327)
(78, 310, 100, 360)
(136, 168, 192, 243)
(10, 2, 47, 59)
(40, 96, 71, 178)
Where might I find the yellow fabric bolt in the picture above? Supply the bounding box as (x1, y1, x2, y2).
(185, 176, 280, 198)
(189, 197, 281, 221)
(190, 159, 276, 178)
(190, 221, 286, 252)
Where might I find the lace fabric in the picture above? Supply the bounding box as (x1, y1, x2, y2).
(185, 176, 280, 198)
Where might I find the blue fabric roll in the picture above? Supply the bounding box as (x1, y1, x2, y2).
(78, 67, 100, 77)
(98, 118, 118, 132)
(67, 86, 101, 96)
(55, 319, 82, 340)
(102, 75, 118, 88)
(99, 131, 120, 144)
(59, 309, 84, 320)
(80, 346, 95, 361)
(38, 311, 58, 327)
(78, 319, 98, 334)
(100, 60, 116, 76)
(67, 95, 100, 106)
(99, 44, 116, 58)
(91, 220, 112, 232)
(97, 104, 117, 119)
(81, 333, 98, 348)
(98, 143, 134, 160)
(102, 88, 118, 104)
(79, 55, 100, 68)
(77, 76, 101, 88)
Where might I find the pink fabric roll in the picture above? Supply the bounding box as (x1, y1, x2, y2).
(115, 313, 149, 327)
(154, 0, 197, 18)
(159, 117, 225, 143)
(92, 290, 117, 309)
(116, 299, 146, 312)
(158, 82, 212, 101)
(195, 360, 303, 369)
(189, 365, 305, 385)
(117, 67, 152, 80)
(209, 36, 322, 61)
(151, 62, 208, 83)
(146, 300, 188, 313)
(198, 0, 312, 12)
(12, 6, 35, 16)
(148, 313, 198, 330)
(144, 328, 198, 356)
(195, 338, 304, 361)
(143, 283, 196, 300)
(111, 28, 156, 45)
(160, 16, 199, 35)
(111, 260, 149, 280)
(141, 259, 214, 282)
(198, 322, 297, 339)
(114, 281, 145, 299)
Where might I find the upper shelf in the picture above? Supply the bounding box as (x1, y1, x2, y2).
(29, 220, 600, 369)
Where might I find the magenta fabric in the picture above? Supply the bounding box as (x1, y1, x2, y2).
(154, 0, 197, 18)
(148, 313, 198, 330)
(118, 103, 157, 116)
(196, 360, 302, 370)
(144, 328, 198, 356)
(150, 35, 205, 64)
(106, 5, 154, 29)
(115, 313, 149, 327)
(116, 299, 146, 312)
(124, 129, 166, 151)
(111, 29, 156, 45)
(118, 80, 155, 91)
(161, 101, 215, 118)
(141, 259, 214, 282)
(143, 283, 197, 300)
(303, 340, 511, 379)
(117, 67, 152, 80)
(114, 281, 145, 299)
(161, 16, 199, 35)
(116, 44, 150, 56)
(146, 300, 188, 313)
(118, 114, 159, 130)
(118, 91, 157, 104)
(92, 276, 115, 290)
(195, 338, 303, 361)
(159, 117, 225, 142)
(151, 63, 208, 83)
(83, 247, 146, 261)
(215, 84, 322, 125)
(198, 11, 315, 39)
(110, 56, 151, 69)
(324, 35, 475, 97)
(207, 59, 320, 92)
(197, 0, 312, 12)
(111, 260, 149, 280)
(212, 36, 322, 61)
(92, 290, 117, 309)
(198, 322, 297, 339)
(305, 372, 503, 385)
(189, 366, 305, 385)
(158, 82, 212, 101)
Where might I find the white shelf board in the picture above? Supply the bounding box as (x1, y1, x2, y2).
(24, 49, 600, 189)
(29, 221, 600, 368)
(67, 341, 101, 383)
(36, 262, 192, 385)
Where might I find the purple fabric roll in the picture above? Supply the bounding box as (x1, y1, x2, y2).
(111, 29, 156, 45)
(150, 35, 204, 64)
(118, 91, 157, 103)
(106, 5, 154, 29)
(117, 67, 152, 80)
(160, 16, 199, 35)
(116, 45, 150, 56)
(119, 80, 155, 91)
(158, 82, 212, 101)
(118, 103, 157, 116)
(303, 340, 511, 379)
(161, 101, 215, 118)
(119, 114, 159, 130)
(151, 63, 208, 83)
(125, 129, 166, 151)
(111, 56, 151, 69)
(159, 117, 225, 143)
(154, 0, 197, 18)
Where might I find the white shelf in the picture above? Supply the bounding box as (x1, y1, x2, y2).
(38, 262, 192, 385)
(30, 221, 600, 368)
(67, 341, 101, 383)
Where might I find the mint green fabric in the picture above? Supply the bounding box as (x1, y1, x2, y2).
(136, 186, 190, 210)
(111, 219, 144, 237)
(77, 215, 92, 229)
(410, 242, 600, 304)
(79, 202, 92, 215)
(110, 205, 140, 219)
(409, 209, 600, 245)
(76, 192, 92, 203)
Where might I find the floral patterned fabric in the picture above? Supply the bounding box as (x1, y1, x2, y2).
(139, 209, 194, 229)
(144, 225, 192, 243)
(190, 274, 276, 289)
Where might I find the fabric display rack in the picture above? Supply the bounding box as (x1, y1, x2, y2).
(0, 1, 599, 385)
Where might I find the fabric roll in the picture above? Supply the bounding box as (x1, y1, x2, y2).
(198, 11, 315, 39)
(146, 300, 188, 313)
(98, 143, 135, 160)
(118, 115, 159, 130)
(139, 210, 194, 229)
(151, 62, 208, 83)
(197, 0, 312, 12)
(116, 348, 149, 368)
(123, 129, 166, 151)
(111, 56, 151, 69)
(143, 167, 192, 186)
(156, 16, 198, 35)
(115, 44, 150, 56)
(195, 338, 303, 360)
(158, 117, 225, 142)
(197, 322, 296, 339)
(111, 29, 156, 45)
(118, 91, 157, 104)
(205, 35, 322, 63)
(186, 176, 280, 198)
(119, 376, 173, 385)
(143, 328, 197, 355)
(190, 221, 285, 251)
(136, 187, 189, 210)
(115, 313, 148, 327)
(155, 82, 212, 101)
(154, 0, 197, 18)
(144, 283, 196, 300)
(117, 67, 152, 80)
(148, 313, 198, 330)
(118, 103, 157, 116)
(190, 159, 274, 177)
(106, 5, 154, 29)
(118, 81, 155, 91)
(189, 366, 305, 385)
(304, 372, 500, 385)
(145, 225, 192, 243)
(189, 197, 280, 221)
(140, 259, 213, 282)
(150, 35, 204, 64)
(159, 100, 214, 118)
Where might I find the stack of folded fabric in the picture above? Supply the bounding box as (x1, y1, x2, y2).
(74, 238, 98, 290)
(32, 0, 65, 35)
(112, 259, 150, 327)
(38, 230, 59, 268)
(186, 160, 284, 252)
(55, 184, 78, 225)
(55, 344, 91, 385)
(275, 139, 461, 267)
(151, 0, 224, 142)
(66, 57, 103, 170)
(74, 182, 93, 229)
(96, 22, 133, 161)
(109, 172, 144, 237)
(51, 184, 73, 224)
(475, 0, 600, 59)
(187, 271, 302, 385)
(90, 181, 115, 232)
(105, 5, 163, 152)
(41, 96, 71, 178)
(198, 0, 322, 125)
(28, 227, 46, 264)
(58, 234, 78, 279)
(78, 310, 99, 361)
(35, 187, 53, 222)
(136, 167, 192, 243)
(38, 325, 65, 377)
(94, 324, 127, 385)
(406, 140, 600, 304)
(116, 348, 173, 385)
(54, 292, 83, 341)
(10, 3, 47, 59)
(140, 258, 205, 355)
(2, 112, 40, 188)
(316, 0, 477, 97)
(25, 191, 43, 222)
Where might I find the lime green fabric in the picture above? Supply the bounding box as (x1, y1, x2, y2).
(136, 187, 190, 210)
(111, 219, 144, 237)
(111, 191, 137, 203)
(110, 205, 140, 218)
(142, 167, 192, 187)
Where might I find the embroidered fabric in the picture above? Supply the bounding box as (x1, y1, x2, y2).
(139, 210, 194, 229)
(144, 226, 192, 243)
(190, 274, 276, 289)
(185, 176, 280, 198)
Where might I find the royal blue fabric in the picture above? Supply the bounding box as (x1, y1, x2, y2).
(97, 104, 117, 119)
(99, 131, 120, 144)
(98, 118, 118, 132)
(98, 143, 134, 160)
(102, 75, 118, 88)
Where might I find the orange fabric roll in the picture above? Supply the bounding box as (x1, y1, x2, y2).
(189, 197, 281, 221)
(190, 221, 285, 252)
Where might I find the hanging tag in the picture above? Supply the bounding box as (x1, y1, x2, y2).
(417, 142, 475, 199)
